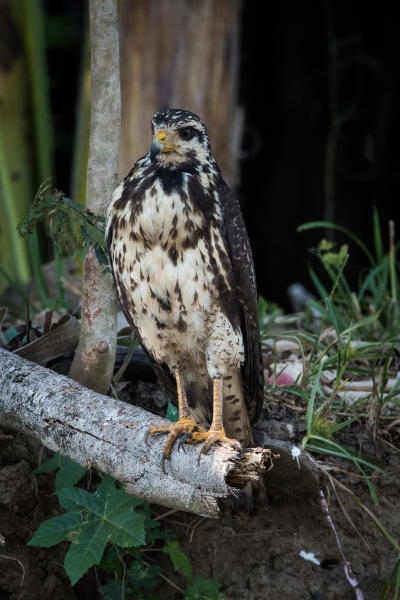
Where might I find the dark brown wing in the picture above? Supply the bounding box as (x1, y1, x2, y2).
(106, 221, 176, 397)
(219, 183, 264, 424)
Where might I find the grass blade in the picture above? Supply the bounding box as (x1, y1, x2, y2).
(373, 206, 383, 263)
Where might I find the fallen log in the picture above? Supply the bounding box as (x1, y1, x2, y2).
(0, 348, 270, 518)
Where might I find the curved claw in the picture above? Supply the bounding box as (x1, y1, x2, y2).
(148, 417, 201, 461)
(177, 432, 194, 452)
(185, 429, 241, 463)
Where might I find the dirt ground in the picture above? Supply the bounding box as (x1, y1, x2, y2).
(0, 379, 399, 600)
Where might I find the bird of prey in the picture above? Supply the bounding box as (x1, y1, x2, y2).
(106, 108, 263, 460)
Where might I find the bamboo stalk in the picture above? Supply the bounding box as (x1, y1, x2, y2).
(0, 109, 31, 282)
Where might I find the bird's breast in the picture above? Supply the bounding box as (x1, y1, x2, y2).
(108, 172, 237, 365)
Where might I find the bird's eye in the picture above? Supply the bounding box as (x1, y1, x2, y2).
(179, 126, 196, 141)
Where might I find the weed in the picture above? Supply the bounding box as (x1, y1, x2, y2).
(30, 453, 224, 598)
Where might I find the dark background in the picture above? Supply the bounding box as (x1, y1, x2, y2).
(46, 0, 400, 310)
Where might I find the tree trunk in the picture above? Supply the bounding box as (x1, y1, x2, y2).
(119, 0, 243, 188)
(0, 348, 271, 518)
(69, 0, 120, 394)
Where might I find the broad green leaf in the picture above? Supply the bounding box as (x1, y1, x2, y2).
(27, 512, 84, 547)
(57, 485, 104, 515)
(183, 575, 223, 600)
(64, 520, 109, 585)
(163, 540, 192, 579)
(58, 476, 146, 548)
(29, 475, 146, 585)
(33, 453, 87, 490)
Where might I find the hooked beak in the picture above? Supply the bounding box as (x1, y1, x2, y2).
(150, 137, 163, 158)
(150, 129, 178, 158)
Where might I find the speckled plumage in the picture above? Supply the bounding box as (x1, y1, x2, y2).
(106, 109, 263, 447)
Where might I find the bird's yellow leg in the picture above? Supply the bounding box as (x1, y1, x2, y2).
(149, 368, 202, 459)
(187, 377, 241, 456)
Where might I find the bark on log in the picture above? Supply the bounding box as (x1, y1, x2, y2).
(0, 349, 270, 518)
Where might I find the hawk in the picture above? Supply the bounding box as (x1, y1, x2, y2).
(106, 109, 263, 460)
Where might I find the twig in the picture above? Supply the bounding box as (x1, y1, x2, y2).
(319, 488, 365, 599)
(0, 553, 26, 587)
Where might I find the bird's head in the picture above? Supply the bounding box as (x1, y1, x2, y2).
(149, 108, 211, 169)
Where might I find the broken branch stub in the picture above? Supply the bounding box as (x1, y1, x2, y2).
(0, 349, 270, 518)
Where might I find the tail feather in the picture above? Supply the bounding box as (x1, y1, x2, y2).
(223, 371, 253, 447)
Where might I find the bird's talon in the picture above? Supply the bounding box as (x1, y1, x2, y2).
(148, 418, 200, 460)
(177, 432, 193, 452)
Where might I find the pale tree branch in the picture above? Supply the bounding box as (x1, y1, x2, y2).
(69, 0, 120, 393)
(0, 348, 271, 518)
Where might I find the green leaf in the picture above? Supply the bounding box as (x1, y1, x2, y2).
(58, 476, 146, 547)
(98, 579, 124, 600)
(64, 519, 109, 585)
(163, 540, 192, 579)
(28, 475, 146, 585)
(166, 402, 179, 422)
(304, 360, 324, 437)
(27, 512, 84, 547)
(183, 575, 223, 600)
(99, 545, 124, 576)
(33, 453, 87, 490)
(128, 557, 160, 591)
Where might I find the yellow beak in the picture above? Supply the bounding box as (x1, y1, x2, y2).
(155, 130, 167, 144)
(150, 130, 178, 157)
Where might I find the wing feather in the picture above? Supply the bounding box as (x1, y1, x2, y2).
(219, 183, 264, 423)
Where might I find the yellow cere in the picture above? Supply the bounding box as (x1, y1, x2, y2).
(155, 130, 167, 143)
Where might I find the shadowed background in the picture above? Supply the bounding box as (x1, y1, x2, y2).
(1, 0, 399, 310)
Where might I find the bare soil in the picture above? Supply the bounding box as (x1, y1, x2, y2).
(0, 380, 399, 600)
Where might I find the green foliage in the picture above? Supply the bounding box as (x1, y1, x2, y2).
(183, 575, 223, 600)
(33, 453, 87, 490)
(381, 555, 400, 600)
(18, 179, 109, 267)
(297, 213, 400, 341)
(28, 474, 146, 585)
(100, 552, 160, 599)
(29, 454, 224, 597)
(265, 213, 400, 506)
(258, 296, 283, 336)
(163, 539, 193, 579)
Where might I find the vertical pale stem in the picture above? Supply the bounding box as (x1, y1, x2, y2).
(69, 0, 120, 394)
